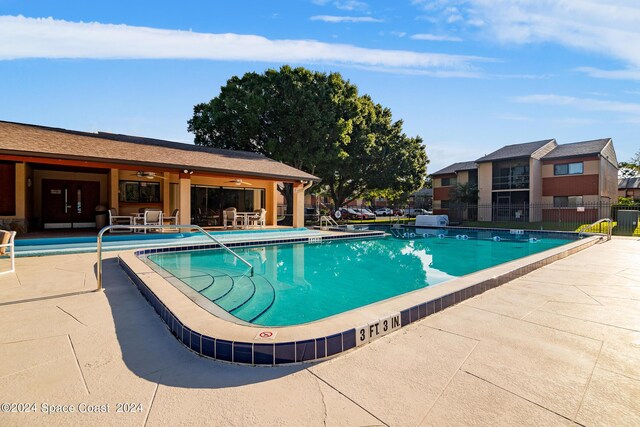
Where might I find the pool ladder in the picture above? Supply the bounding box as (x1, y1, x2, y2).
(319, 215, 339, 230)
(96, 224, 254, 291)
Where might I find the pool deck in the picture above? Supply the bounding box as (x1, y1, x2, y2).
(0, 237, 639, 425)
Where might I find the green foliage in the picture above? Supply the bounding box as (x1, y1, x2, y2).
(188, 65, 428, 208)
(617, 196, 637, 206)
(449, 182, 479, 204)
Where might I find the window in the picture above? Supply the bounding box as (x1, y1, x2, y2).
(553, 196, 583, 207)
(119, 181, 161, 203)
(554, 162, 583, 176)
(441, 200, 450, 209)
(441, 177, 456, 186)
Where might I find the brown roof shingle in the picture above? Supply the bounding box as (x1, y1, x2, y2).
(0, 121, 319, 182)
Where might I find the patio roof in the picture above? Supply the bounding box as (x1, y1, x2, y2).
(0, 121, 319, 182)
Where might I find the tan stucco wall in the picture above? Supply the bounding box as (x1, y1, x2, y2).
(265, 182, 278, 226)
(179, 177, 191, 225)
(599, 156, 619, 203)
(529, 158, 542, 221)
(477, 162, 492, 220)
(292, 183, 305, 228)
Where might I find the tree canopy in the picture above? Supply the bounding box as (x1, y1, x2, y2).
(450, 182, 479, 204)
(188, 65, 428, 208)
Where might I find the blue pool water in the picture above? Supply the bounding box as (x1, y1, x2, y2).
(146, 230, 578, 326)
(14, 228, 320, 256)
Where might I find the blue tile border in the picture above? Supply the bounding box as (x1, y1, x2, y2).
(118, 230, 600, 366)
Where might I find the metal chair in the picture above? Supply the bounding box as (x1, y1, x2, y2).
(108, 208, 133, 233)
(223, 207, 237, 229)
(248, 208, 267, 229)
(162, 209, 180, 232)
(134, 210, 162, 233)
(0, 230, 16, 274)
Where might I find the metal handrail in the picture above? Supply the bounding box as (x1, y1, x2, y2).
(96, 224, 254, 291)
(578, 218, 612, 241)
(319, 215, 338, 229)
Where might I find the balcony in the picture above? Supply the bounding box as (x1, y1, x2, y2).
(492, 175, 530, 190)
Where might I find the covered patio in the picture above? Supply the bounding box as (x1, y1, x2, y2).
(0, 121, 318, 235)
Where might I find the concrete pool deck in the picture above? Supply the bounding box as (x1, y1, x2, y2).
(0, 238, 639, 425)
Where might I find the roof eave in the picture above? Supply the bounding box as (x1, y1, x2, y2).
(0, 149, 320, 182)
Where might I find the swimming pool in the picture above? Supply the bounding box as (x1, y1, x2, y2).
(144, 229, 577, 326)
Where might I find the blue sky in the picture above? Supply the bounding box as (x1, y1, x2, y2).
(1, 0, 639, 173)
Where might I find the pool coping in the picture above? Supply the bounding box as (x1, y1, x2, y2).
(118, 232, 603, 365)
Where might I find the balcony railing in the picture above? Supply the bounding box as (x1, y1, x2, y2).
(492, 175, 530, 190)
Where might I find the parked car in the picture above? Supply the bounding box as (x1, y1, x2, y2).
(374, 207, 393, 216)
(404, 208, 430, 217)
(393, 208, 404, 216)
(353, 208, 376, 220)
(335, 207, 357, 220)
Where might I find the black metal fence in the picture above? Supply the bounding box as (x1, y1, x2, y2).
(443, 203, 640, 236)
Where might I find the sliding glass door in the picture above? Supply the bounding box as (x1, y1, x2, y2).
(191, 185, 265, 226)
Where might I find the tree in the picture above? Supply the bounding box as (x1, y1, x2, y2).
(450, 182, 479, 204)
(188, 66, 428, 210)
(619, 149, 640, 178)
(449, 182, 479, 221)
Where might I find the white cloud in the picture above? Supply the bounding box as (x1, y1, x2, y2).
(514, 93, 640, 116)
(310, 15, 382, 23)
(0, 15, 488, 75)
(412, 1, 640, 77)
(334, 0, 368, 11)
(410, 33, 462, 42)
(576, 66, 640, 80)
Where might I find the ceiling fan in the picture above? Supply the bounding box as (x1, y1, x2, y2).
(225, 178, 253, 186)
(136, 171, 166, 179)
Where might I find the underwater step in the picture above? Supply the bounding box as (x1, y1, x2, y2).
(214, 275, 256, 312)
(200, 274, 234, 301)
(181, 274, 214, 292)
(231, 275, 276, 323)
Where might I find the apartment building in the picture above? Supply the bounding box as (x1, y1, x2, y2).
(619, 177, 640, 199)
(431, 161, 477, 215)
(432, 138, 618, 222)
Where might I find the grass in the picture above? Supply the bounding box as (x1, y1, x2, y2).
(338, 218, 640, 236)
(456, 220, 639, 236)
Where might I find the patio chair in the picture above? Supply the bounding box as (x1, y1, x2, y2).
(0, 230, 16, 274)
(163, 209, 180, 232)
(223, 207, 237, 229)
(134, 209, 162, 233)
(108, 208, 133, 233)
(248, 208, 267, 229)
